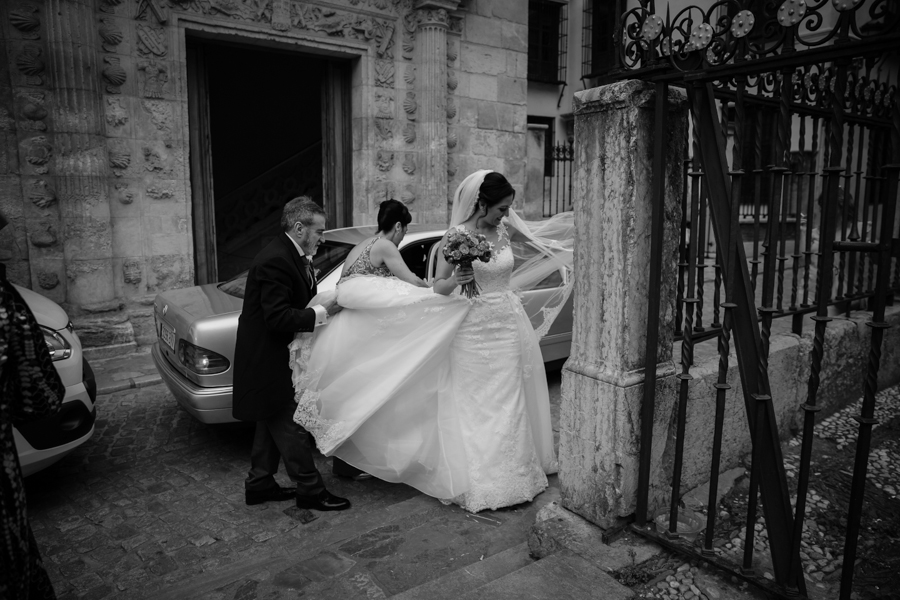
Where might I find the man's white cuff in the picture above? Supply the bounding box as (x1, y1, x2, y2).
(312, 304, 328, 326)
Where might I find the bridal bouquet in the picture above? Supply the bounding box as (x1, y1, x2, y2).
(443, 229, 492, 298)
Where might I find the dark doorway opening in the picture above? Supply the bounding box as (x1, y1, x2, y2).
(186, 37, 352, 284)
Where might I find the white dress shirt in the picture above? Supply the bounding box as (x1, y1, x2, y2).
(286, 233, 328, 327)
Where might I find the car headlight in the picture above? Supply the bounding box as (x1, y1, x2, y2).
(41, 326, 72, 361)
(177, 340, 230, 375)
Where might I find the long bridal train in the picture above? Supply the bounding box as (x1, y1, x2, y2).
(290, 275, 557, 513)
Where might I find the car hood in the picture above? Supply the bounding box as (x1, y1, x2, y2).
(156, 283, 243, 319)
(13, 284, 68, 330)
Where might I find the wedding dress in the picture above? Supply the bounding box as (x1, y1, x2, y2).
(291, 169, 572, 512)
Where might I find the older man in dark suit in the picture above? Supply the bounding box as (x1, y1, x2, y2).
(232, 197, 350, 511)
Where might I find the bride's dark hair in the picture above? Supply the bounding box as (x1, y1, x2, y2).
(477, 172, 515, 211)
(377, 199, 412, 234)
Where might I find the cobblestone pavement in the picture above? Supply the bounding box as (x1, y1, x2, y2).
(648, 384, 900, 600)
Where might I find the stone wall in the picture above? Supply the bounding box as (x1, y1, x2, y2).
(676, 305, 900, 496)
(0, 0, 530, 348)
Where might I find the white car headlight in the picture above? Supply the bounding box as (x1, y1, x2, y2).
(41, 325, 72, 361)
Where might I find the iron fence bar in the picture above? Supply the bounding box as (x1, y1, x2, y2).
(838, 89, 900, 598)
(858, 129, 880, 295)
(676, 157, 690, 338)
(636, 81, 670, 527)
(667, 120, 701, 535)
(786, 53, 852, 598)
(696, 171, 709, 333)
(750, 108, 765, 295)
(688, 81, 805, 594)
(846, 125, 867, 302)
(742, 392, 771, 575)
(801, 117, 820, 309)
(777, 166, 791, 313)
(837, 123, 858, 302)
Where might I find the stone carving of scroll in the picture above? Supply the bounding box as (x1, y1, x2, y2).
(136, 24, 167, 57)
(29, 179, 57, 208)
(23, 136, 52, 174)
(18, 92, 48, 132)
(375, 59, 395, 88)
(109, 148, 131, 175)
(123, 259, 143, 284)
(10, 8, 41, 40)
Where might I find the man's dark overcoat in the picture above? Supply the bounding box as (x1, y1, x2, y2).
(232, 233, 317, 422)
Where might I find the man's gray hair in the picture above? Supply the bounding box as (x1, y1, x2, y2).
(281, 196, 326, 232)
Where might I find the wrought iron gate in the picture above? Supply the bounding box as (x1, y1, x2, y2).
(606, 2, 900, 598)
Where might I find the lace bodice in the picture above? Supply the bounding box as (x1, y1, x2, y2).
(343, 237, 393, 279)
(459, 224, 513, 295)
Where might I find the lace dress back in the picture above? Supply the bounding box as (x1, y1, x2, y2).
(342, 237, 393, 280)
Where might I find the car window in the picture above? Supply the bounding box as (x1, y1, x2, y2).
(218, 240, 354, 299)
(400, 239, 439, 280)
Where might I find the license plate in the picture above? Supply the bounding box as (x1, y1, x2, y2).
(159, 323, 176, 351)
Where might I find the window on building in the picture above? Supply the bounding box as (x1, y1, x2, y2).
(527, 115, 556, 176)
(582, 0, 615, 78)
(528, 0, 568, 84)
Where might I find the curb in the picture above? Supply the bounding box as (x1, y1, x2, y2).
(97, 373, 163, 396)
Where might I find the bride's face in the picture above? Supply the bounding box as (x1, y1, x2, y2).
(482, 194, 513, 227)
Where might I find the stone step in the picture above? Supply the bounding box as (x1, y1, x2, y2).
(389, 542, 534, 600)
(458, 549, 635, 600)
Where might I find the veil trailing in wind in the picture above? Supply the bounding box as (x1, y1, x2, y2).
(450, 169, 575, 338)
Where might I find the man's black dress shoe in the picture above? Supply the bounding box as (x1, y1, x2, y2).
(245, 485, 297, 506)
(296, 489, 351, 511)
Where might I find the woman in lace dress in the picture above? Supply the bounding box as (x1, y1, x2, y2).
(340, 199, 428, 287)
(292, 171, 573, 512)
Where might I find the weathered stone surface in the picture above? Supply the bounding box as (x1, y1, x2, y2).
(561, 80, 687, 528)
(71, 312, 135, 348)
(528, 501, 662, 571)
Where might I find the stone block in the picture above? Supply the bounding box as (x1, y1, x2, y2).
(489, 0, 528, 24)
(458, 97, 478, 127)
(468, 74, 498, 102)
(65, 258, 115, 306)
(476, 101, 499, 130)
(62, 217, 113, 262)
(502, 22, 528, 53)
(464, 15, 502, 48)
(497, 76, 526, 105)
(71, 312, 135, 349)
(461, 44, 507, 76)
(111, 216, 144, 258)
(136, 99, 176, 139)
(498, 132, 525, 161)
(529, 501, 662, 571)
(146, 254, 193, 293)
(470, 129, 499, 157)
(103, 95, 135, 139)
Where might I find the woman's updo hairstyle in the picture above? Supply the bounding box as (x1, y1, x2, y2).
(477, 172, 515, 212)
(377, 198, 412, 234)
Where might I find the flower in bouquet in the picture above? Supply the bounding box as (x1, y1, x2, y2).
(443, 229, 492, 298)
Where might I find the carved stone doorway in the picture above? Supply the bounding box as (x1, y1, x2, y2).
(186, 37, 352, 284)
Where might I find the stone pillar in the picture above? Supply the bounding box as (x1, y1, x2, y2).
(45, 0, 114, 309)
(524, 123, 548, 220)
(560, 80, 687, 528)
(414, 3, 450, 223)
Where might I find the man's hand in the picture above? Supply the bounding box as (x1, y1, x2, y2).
(323, 297, 343, 316)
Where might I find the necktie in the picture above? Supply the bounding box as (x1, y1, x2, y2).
(305, 258, 316, 288)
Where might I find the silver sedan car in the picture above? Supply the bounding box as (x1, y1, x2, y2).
(151, 225, 572, 424)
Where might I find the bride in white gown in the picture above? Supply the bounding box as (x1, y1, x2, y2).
(291, 170, 574, 512)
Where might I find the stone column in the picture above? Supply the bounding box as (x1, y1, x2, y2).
(524, 123, 548, 220)
(560, 81, 687, 528)
(413, 3, 451, 223)
(45, 0, 114, 309)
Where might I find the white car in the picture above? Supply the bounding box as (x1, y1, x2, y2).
(13, 284, 97, 476)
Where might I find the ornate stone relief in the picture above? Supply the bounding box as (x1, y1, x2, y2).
(374, 59, 395, 88)
(447, 129, 457, 149)
(146, 185, 174, 199)
(402, 153, 415, 175)
(374, 92, 394, 141)
(123, 259, 142, 284)
(138, 60, 168, 98)
(136, 24, 167, 57)
(446, 99, 456, 120)
(449, 16, 462, 34)
(271, 0, 290, 31)
(114, 183, 134, 204)
(376, 150, 394, 172)
(106, 97, 128, 127)
(99, 19, 123, 52)
(447, 70, 457, 93)
(23, 136, 52, 173)
(99, 0, 125, 14)
(404, 66, 416, 85)
(403, 92, 417, 120)
(402, 123, 416, 144)
(109, 148, 131, 175)
(142, 100, 173, 133)
(28, 179, 56, 208)
(447, 155, 457, 177)
(446, 40, 458, 66)
(16, 45, 45, 86)
(30, 223, 58, 248)
(10, 8, 41, 39)
(143, 146, 165, 172)
(38, 272, 59, 290)
(18, 92, 48, 132)
(135, 0, 169, 24)
(102, 56, 127, 93)
(401, 185, 415, 205)
(402, 11, 417, 60)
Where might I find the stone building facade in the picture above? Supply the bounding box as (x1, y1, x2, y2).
(0, 0, 529, 348)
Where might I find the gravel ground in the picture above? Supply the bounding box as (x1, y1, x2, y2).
(628, 383, 900, 600)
